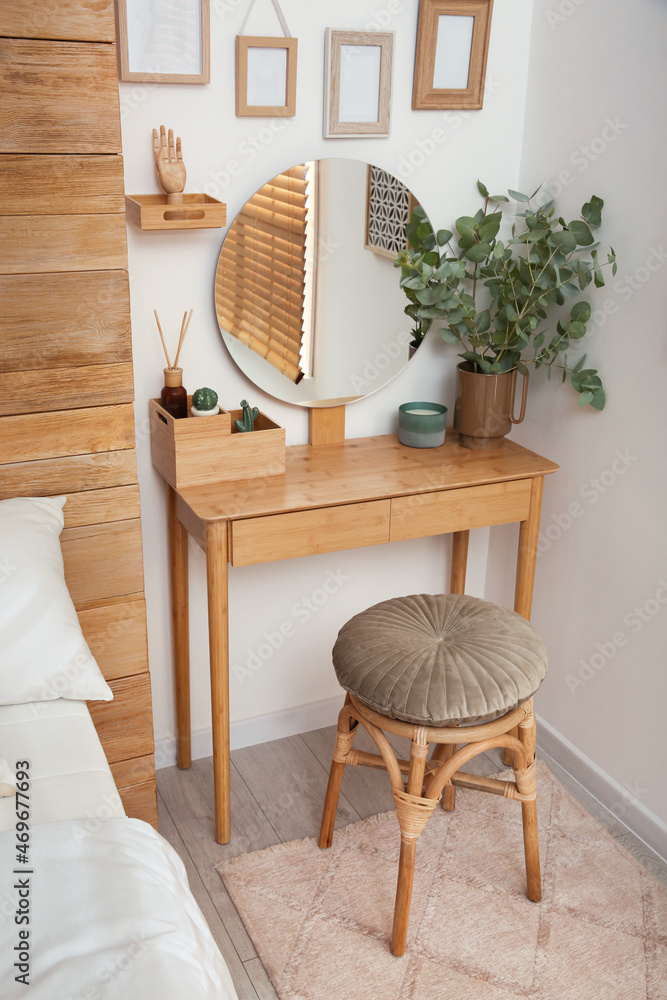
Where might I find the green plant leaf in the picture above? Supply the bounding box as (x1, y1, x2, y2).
(581, 195, 604, 228)
(568, 220, 594, 246)
(550, 230, 577, 255)
(436, 229, 453, 245)
(477, 180, 490, 198)
(439, 327, 460, 344)
(578, 390, 594, 406)
(508, 189, 530, 202)
(465, 243, 492, 263)
(456, 216, 476, 237)
(476, 309, 491, 333)
(571, 301, 591, 323)
(489, 194, 510, 202)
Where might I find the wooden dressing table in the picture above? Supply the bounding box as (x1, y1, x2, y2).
(165, 429, 558, 843)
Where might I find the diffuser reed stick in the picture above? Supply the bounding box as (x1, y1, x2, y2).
(174, 309, 193, 369)
(154, 308, 193, 370)
(153, 310, 172, 369)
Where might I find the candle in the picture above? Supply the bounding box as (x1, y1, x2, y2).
(398, 401, 448, 449)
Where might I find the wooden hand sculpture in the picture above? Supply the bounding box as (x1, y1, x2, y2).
(153, 125, 187, 204)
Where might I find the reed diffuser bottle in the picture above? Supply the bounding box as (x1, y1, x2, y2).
(154, 308, 193, 420)
(161, 367, 187, 419)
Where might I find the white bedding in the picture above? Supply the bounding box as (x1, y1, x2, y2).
(0, 816, 237, 999)
(0, 700, 124, 832)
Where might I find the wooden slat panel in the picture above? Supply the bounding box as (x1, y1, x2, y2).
(89, 673, 154, 763)
(230, 500, 391, 566)
(0, 404, 135, 464)
(0, 214, 127, 274)
(0, 39, 121, 154)
(0, 271, 131, 372)
(64, 485, 141, 528)
(390, 481, 533, 542)
(0, 1, 116, 43)
(78, 596, 148, 681)
(0, 363, 134, 415)
(0, 450, 138, 500)
(118, 781, 158, 828)
(62, 518, 144, 605)
(0, 155, 125, 215)
(110, 754, 155, 790)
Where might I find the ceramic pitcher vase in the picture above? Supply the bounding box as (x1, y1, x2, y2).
(453, 362, 529, 450)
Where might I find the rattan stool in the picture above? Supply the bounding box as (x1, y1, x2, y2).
(318, 594, 548, 956)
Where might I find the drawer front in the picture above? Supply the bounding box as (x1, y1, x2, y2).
(390, 480, 533, 541)
(230, 500, 391, 566)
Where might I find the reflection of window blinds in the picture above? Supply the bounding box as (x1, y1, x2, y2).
(216, 164, 308, 384)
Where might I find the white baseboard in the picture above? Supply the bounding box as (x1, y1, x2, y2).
(536, 712, 667, 863)
(155, 696, 342, 770)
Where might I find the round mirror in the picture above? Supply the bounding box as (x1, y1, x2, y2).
(214, 158, 428, 407)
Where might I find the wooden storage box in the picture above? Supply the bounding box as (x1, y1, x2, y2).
(149, 398, 285, 489)
(126, 194, 226, 231)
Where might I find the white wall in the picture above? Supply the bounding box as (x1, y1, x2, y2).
(120, 0, 533, 768)
(484, 0, 667, 852)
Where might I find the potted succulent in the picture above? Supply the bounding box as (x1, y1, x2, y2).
(191, 386, 220, 416)
(396, 182, 617, 449)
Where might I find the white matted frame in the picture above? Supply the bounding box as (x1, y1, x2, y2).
(236, 36, 298, 116)
(412, 0, 493, 110)
(324, 29, 394, 138)
(115, 0, 210, 84)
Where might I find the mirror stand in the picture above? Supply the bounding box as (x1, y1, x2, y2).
(309, 405, 346, 445)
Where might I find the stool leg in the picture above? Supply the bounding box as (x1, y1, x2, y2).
(503, 726, 518, 766)
(431, 742, 457, 810)
(516, 703, 541, 902)
(392, 730, 428, 957)
(318, 697, 356, 850)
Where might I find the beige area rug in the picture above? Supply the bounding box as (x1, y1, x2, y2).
(217, 763, 667, 1000)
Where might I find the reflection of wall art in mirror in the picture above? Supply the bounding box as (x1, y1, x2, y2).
(365, 165, 417, 260)
(324, 30, 394, 138)
(412, 0, 494, 110)
(115, 0, 210, 84)
(214, 159, 431, 408)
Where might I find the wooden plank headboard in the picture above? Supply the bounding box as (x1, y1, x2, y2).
(0, 1, 157, 827)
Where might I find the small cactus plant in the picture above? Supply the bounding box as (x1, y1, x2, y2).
(192, 387, 218, 411)
(235, 399, 258, 432)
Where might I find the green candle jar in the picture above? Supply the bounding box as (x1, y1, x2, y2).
(398, 401, 448, 448)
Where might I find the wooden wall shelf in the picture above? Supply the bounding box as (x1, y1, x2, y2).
(125, 194, 226, 231)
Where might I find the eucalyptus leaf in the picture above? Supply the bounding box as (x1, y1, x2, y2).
(456, 216, 476, 237)
(477, 180, 490, 198)
(569, 220, 594, 246)
(581, 195, 604, 229)
(508, 189, 530, 202)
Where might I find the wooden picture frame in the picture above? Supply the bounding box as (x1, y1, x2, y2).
(412, 0, 493, 110)
(115, 0, 210, 84)
(324, 29, 393, 138)
(235, 36, 297, 117)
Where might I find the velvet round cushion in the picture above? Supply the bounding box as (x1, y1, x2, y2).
(332, 594, 548, 726)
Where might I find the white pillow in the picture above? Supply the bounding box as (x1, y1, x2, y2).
(0, 496, 113, 704)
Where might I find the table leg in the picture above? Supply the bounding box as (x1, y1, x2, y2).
(514, 476, 544, 621)
(206, 520, 231, 845)
(168, 487, 191, 770)
(504, 476, 544, 765)
(450, 530, 470, 594)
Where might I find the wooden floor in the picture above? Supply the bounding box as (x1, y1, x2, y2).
(157, 725, 667, 1000)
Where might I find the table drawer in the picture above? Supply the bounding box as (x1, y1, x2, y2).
(230, 500, 391, 566)
(390, 480, 533, 541)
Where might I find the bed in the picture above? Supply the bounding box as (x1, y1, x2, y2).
(0, 497, 237, 998)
